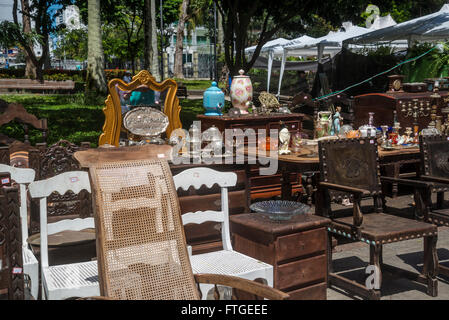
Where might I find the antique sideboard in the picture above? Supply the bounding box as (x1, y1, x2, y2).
(353, 91, 449, 131)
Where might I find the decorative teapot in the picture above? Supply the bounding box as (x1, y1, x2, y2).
(203, 81, 225, 116)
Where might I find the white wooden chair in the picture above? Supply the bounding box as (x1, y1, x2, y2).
(173, 167, 274, 299)
(28, 171, 100, 300)
(0, 164, 39, 299)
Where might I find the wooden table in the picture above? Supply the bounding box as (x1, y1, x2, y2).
(246, 146, 421, 202)
(230, 212, 331, 300)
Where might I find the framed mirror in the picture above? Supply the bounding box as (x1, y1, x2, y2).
(99, 70, 182, 146)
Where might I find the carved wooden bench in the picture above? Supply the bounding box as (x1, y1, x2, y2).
(176, 85, 188, 99)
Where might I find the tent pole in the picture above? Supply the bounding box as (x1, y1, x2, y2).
(277, 49, 286, 97)
(267, 50, 273, 93)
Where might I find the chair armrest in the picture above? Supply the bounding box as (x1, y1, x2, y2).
(380, 176, 434, 188)
(319, 181, 371, 196)
(420, 176, 449, 185)
(194, 273, 289, 300)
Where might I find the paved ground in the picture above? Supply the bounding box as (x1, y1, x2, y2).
(326, 193, 449, 300)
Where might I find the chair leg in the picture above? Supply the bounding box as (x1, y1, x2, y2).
(327, 233, 333, 277)
(368, 244, 382, 299)
(423, 235, 438, 297)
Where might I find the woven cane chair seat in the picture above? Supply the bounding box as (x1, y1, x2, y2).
(43, 261, 100, 298)
(190, 250, 272, 278)
(87, 159, 199, 300)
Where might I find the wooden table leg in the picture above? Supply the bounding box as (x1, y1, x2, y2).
(280, 165, 292, 200)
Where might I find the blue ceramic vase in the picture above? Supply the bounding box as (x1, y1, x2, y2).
(203, 81, 225, 116)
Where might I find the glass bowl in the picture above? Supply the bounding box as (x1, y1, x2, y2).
(250, 200, 311, 221)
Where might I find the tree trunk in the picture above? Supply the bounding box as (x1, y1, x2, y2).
(217, 10, 224, 57)
(144, 0, 151, 70)
(86, 0, 107, 96)
(174, 0, 190, 78)
(20, 0, 36, 79)
(150, 0, 160, 81)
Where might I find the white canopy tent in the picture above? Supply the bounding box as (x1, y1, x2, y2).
(344, 4, 449, 46)
(245, 36, 315, 92)
(276, 22, 372, 96)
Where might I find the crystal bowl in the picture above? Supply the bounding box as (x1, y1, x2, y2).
(250, 200, 311, 221)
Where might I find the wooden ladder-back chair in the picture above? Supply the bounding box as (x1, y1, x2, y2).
(316, 137, 438, 300)
(173, 167, 274, 299)
(74, 145, 288, 300)
(28, 171, 99, 300)
(0, 164, 38, 299)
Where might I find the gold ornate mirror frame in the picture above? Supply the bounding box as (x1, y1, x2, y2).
(99, 70, 182, 146)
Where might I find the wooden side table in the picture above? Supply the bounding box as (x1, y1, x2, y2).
(230, 213, 330, 300)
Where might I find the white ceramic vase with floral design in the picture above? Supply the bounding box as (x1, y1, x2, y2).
(230, 69, 253, 114)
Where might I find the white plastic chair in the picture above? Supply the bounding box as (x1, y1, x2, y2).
(28, 171, 99, 300)
(173, 167, 274, 299)
(0, 164, 39, 299)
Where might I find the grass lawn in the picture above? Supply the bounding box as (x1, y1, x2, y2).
(174, 78, 227, 91)
(0, 94, 223, 147)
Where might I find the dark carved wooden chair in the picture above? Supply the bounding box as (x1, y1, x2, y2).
(316, 138, 438, 300)
(407, 134, 449, 278)
(29, 140, 92, 235)
(289, 92, 317, 139)
(0, 100, 48, 168)
(0, 183, 27, 299)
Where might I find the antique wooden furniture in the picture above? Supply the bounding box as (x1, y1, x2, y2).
(173, 167, 273, 298)
(74, 147, 288, 300)
(28, 140, 92, 235)
(28, 171, 99, 300)
(0, 184, 26, 299)
(407, 134, 449, 277)
(353, 91, 449, 131)
(100, 70, 182, 146)
(197, 113, 304, 200)
(316, 138, 438, 299)
(230, 212, 330, 300)
(0, 164, 38, 299)
(0, 102, 48, 146)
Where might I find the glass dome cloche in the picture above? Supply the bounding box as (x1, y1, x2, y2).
(203, 81, 225, 116)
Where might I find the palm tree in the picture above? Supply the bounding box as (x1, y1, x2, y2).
(86, 0, 107, 96)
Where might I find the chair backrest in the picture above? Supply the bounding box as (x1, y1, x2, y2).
(28, 140, 92, 234)
(173, 167, 237, 252)
(28, 171, 92, 268)
(0, 102, 48, 145)
(0, 164, 35, 247)
(318, 137, 381, 201)
(86, 159, 199, 300)
(419, 134, 449, 178)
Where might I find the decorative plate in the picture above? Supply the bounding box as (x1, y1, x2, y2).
(250, 200, 310, 221)
(123, 107, 169, 137)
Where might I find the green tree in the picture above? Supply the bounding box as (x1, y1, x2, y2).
(53, 28, 88, 61)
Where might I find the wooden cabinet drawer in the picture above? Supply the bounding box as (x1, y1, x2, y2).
(276, 254, 326, 290)
(287, 282, 327, 300)
(277, 228, 326, 262)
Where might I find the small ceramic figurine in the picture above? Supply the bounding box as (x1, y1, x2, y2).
(278, 121, 291, 155)
(331, 106, 343, 136)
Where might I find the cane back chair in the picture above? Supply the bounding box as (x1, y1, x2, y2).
(74, 145, 288, 300)
(316, 137, 438, 300)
